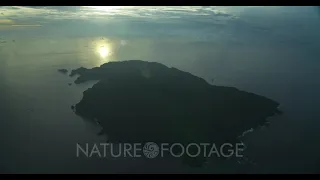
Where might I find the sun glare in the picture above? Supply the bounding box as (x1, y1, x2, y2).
(98, 46, 110, 58)
(91, 38, 113, 65)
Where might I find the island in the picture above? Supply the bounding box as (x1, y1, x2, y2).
(58, 68, 68, 74)
(69, 60, 282, 167)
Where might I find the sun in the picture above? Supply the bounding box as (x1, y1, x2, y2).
(98, 47, 110, 58)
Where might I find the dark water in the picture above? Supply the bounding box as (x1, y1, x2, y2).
(0, 6, 320, 173)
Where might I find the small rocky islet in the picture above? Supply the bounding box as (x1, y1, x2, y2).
(57, 68, 68, 74)
(66, 60, 282, 167)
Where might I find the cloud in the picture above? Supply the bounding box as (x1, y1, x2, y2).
(24, 6, 81, 11)
(11, 24, 41, 27)
(0, 19, 14, 24)
(0, 17, 42, 30)
(0, 6, 241, 35)
(0, 6, 275, 42)
(0, 6, 236, 22)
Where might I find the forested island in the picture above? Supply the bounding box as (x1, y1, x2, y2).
(67, 60, 282, 167)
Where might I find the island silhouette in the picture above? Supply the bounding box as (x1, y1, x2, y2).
(67, 60, 282, 167)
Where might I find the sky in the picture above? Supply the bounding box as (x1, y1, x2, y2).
(1, 6, 319, 43)
(0, 6, 237, 39)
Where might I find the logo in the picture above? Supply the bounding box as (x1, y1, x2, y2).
(143, 142, 159, 158)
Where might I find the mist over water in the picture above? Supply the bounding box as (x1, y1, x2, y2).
(0, 6, 320, 173)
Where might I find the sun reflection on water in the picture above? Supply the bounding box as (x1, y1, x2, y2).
(87, 37, 128, 67)
(98, 46, 111, 58)
(93, 38, 112, 58)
